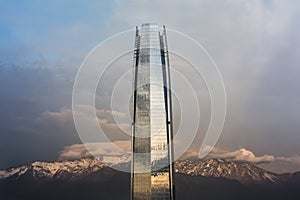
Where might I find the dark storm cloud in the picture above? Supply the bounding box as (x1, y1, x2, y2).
(0, 64, 80, 169)
(0, 63, 132, 169)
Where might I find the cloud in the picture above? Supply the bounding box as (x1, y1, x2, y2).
(179, 149, 201, 160)
(38, 107, 73, 124)
(259, 154, 300, 174)
(182, 146, 275, 164)
(60, 143, 276, 165)
(209, 147, 275, 164)
(110, 0, 300, 157)
(277, 155, 300, 165)
(184, 147, 300, 168)
(59, 141, 300, 174)
(36, 106, 131, 141)
(58, 144, 90, 160)
(58, 140, 131, 161)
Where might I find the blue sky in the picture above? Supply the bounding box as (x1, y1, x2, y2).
(0, 0, 114, 64)
(0, 0, 300, 173)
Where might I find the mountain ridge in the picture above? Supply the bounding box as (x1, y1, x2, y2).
(1, 158, 300, 200)
(0, 157, 296, 184)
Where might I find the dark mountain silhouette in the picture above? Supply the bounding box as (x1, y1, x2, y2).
(0, 158, 299, 200)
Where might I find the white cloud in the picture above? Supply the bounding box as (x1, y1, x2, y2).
(58, 140, 131, 161)
(182, 146, 275, 164)
(209, 147, 275, 164)
(60, 143, 276, 165)
(185, 146, 300, 168)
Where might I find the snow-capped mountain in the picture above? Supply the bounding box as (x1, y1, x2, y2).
(0, 158, 290, 184)
(1, 158, 300, 200)
(0, 165, 29, 179)
(0, 158, 106, 180)
(175, 158, 281, 184)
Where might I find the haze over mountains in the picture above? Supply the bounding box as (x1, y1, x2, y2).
(0, 158, 300, 200)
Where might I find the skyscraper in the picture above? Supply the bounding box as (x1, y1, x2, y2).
(131, 23, 174, 200)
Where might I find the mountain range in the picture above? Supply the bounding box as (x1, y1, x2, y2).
(0, 158, 299, 200)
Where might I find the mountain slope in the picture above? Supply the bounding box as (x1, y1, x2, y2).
(0, 158, 105, 180)
(0, 158, 289, 184)
(175, 158, 281, 184)
(0, 158, 300, 200)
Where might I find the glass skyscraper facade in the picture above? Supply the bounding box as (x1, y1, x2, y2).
(131, 23, 174, 200)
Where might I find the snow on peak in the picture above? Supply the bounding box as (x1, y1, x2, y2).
(174, 158, 280, 184)
(0, 158, 284, 184)
(0, 166, 29, 179)
(31, 158, 105, 179)
(0, 158, 105, 180)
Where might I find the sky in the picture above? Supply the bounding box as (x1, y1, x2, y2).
(0, 0, 300, 173)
